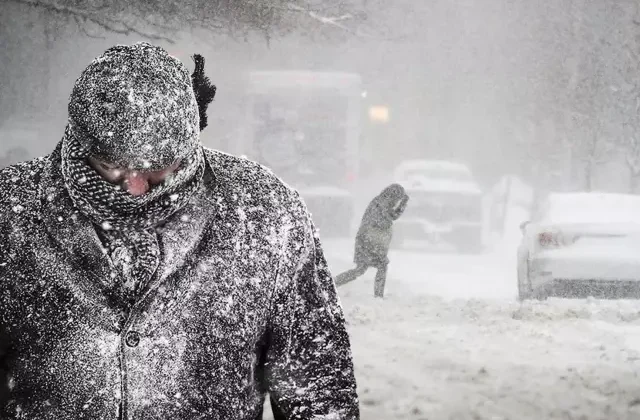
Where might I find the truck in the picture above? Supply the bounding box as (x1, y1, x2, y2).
(236, 71, 363, 237)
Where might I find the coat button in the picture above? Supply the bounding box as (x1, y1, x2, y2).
(125, 331, 141, 348)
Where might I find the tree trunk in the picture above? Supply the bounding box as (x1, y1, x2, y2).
(584, 159, 593, 192)
(631, 172, 639, 194)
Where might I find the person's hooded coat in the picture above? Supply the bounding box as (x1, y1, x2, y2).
(0, 43, 359, 420)
(354, 184, 409, 268)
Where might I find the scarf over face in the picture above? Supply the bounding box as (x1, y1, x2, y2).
(60, 42, 205, 303)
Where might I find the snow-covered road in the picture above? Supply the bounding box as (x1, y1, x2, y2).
(325, 238, 517, 300)
(314, 240, 640, 420)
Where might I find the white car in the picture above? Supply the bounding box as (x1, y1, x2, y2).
(392, 160, 484, 253)
(517, 192, 640, 300)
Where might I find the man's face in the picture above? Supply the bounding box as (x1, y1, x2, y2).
(88, 156, 182, 196)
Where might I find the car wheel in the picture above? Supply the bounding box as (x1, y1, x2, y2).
(533, 289, 548, 301)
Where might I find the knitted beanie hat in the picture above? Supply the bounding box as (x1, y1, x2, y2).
(67, 42, 200, 170)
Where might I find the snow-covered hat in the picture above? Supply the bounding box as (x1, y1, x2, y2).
(68, 42, 200, 170)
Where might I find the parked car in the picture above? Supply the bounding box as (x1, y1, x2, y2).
(392, 159, 484, 253)
(517, 192, 640, 300)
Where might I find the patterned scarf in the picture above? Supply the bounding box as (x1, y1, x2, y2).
(61, 123, 205, 303)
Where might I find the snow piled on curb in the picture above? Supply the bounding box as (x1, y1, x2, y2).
(342, 291, 640, 420)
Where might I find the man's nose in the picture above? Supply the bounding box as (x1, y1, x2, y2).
(123, 172, 150, 196)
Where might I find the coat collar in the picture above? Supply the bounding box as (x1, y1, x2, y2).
(41, 144, 126, 308)
(135, 167, 221, 305)
(39, 145, 230, 309)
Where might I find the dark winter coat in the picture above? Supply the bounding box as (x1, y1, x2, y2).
(354, 184, 409, 268)
(0, 147, 359, 419)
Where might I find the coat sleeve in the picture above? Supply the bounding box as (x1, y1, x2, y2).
(391, 195, 409, 221)
(265, 197, 360, 419)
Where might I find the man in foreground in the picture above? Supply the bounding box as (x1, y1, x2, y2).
(0, 42, 359, 419)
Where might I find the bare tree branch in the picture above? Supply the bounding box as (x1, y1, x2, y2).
(73, 15, 105, 40)
(283, 2, 406, 40)
(9, 0, 376, 46)
(10, 0, 175, 42)
(284, 2, 357, 34)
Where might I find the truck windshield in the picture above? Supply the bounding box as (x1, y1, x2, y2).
(251, 92, 349, 187)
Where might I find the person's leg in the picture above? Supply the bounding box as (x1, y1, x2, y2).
(373, 263, 388, 298)
(335, 265, 368, 287)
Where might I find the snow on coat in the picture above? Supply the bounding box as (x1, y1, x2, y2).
(353, 184, 409, 268)
(0, 147, 360, 419)
(61, 42, 209, 304)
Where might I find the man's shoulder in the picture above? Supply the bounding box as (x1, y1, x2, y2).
(0, 156, 51, 218)
(202, 148, 313, 233)
(204, 148, 301, 204)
